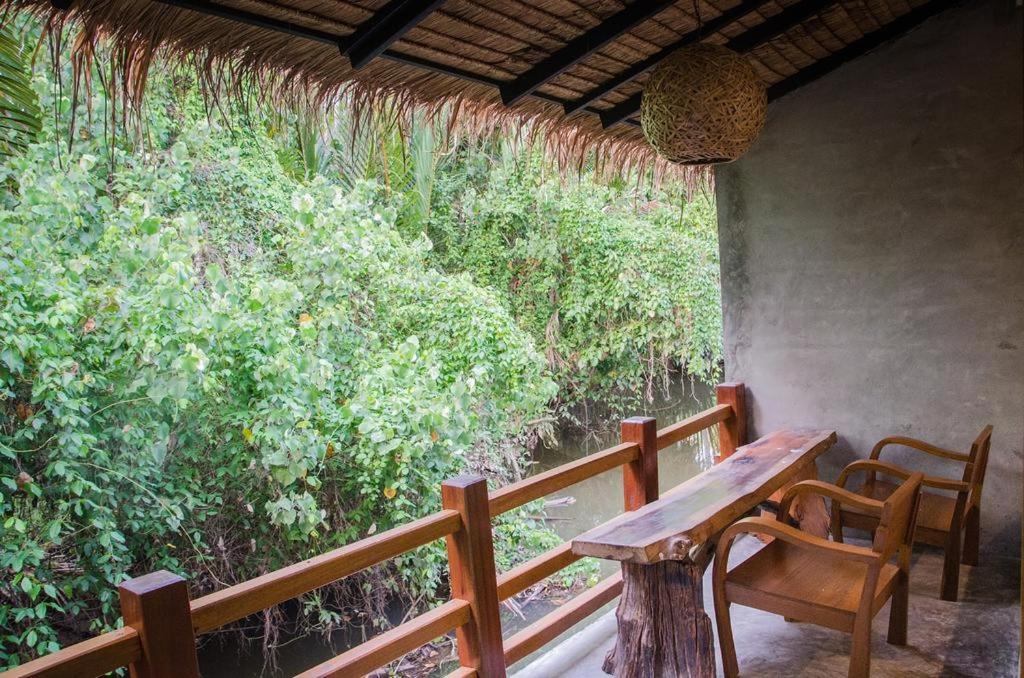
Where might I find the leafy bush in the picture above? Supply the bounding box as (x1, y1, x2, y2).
(425, 147, 722, 415)
(0, 79, 558, 665)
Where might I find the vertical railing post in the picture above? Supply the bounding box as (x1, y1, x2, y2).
(621, 417, 659, 511)
(118, 570, 199, 678)
(716, 382, 747, 462)
(442, 475, 506, 678)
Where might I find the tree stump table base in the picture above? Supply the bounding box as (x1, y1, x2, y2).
(602, 561, 715, 678)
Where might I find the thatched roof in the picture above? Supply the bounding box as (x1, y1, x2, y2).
(6, 0, 956, 175)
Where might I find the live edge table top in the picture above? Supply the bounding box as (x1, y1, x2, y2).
(571, 429, 837, 564)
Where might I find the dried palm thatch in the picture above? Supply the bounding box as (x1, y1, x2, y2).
(640, 45, 766, 165)
(1, 0, 705, 186)
(0, 0, 954, 182)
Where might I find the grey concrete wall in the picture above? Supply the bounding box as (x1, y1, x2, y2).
(716, 0, 1023, 555)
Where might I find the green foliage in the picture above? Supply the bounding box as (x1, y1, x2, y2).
(425, 143, 723, 414)
(269, 114, 723, 416)
(0, 67, 558, 666)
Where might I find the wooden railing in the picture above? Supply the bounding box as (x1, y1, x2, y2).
(3, 383, 747, 678)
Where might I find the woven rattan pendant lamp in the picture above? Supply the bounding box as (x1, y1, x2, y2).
(640, 44, 767, 165)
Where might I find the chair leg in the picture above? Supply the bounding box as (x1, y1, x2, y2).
(832, 508, 845, 544)
(886, 571, 909, 646)
(940, 532, 961, 602)
(962, 505, 980, 566)
(849, 614, 873, 678)
(713, 594, 740, 677)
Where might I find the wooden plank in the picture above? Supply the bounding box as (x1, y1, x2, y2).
(488, 442, 639, 516)
(118, 571, 199, 678)
(655, 404, 732, 450)
(495, 542, 581, 601)
(1, 627, 141, 678)
(572, 429, 838, 564)
(715, 383, 747, 461)
(502, 572, 624, 666)
(295, 598, 471, 678)
(190, 509, 461, 633)
(442, 477, 505, 677)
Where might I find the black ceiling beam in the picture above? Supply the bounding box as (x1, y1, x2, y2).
(564, 0, 775, 116)
(500, 0, 677, 107)
(600, 0, 842, 128)
(342, 0, 447, 70)
(766, 0, 957, 101)
(726, 0, 836, 51)
(153, 0, 341, 45)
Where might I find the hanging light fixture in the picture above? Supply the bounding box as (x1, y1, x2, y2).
(640, 44, 767, 165)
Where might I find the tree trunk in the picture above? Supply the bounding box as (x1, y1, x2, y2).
(603, 560, 715, 678)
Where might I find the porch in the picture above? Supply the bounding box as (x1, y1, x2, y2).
(1, 0, 1020, 674)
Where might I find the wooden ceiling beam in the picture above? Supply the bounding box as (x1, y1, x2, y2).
(600, 0, 843, 128)
(766, 0, 957, 101)
(563, 0, 775, 116)
(342, 0, 447, 70)
(500, 0, 678, 107)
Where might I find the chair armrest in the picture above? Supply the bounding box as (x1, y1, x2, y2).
(716, 516, 880, 567)
(838, 459, 971, 493)
(778, 479, 884, 519)
(871, 436, 970, 462)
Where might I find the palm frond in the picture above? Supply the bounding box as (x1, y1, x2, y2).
(0, 25, 41, 159)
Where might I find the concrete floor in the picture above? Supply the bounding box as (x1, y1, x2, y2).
(512, 537, 1021, 677)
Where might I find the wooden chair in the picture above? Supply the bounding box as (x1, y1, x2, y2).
(832, 425, 992, 601)
(713, 473, 923, 678)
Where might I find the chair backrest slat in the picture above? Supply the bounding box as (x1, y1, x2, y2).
(871, 472, 923, 559)
(967, 425, 993, 498)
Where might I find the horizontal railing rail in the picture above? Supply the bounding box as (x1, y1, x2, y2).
(656, 403, 732, 450)
(2, 383, 747, 678)
(190, 509, 463, 634)
(296, 599, 472, 677)
(3, 627, 142, 678)
(488, 441, 640, 516)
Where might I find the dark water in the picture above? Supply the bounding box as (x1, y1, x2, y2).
(200, 378, 716, 676)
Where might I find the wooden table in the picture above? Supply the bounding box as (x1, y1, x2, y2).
(571, 428, 837, 678)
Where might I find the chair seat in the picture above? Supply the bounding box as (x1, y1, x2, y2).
(843, 480, 956, 543)
(725, 539, 900, 631)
